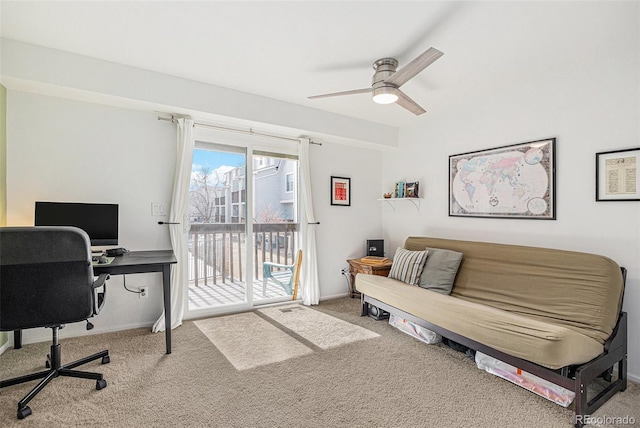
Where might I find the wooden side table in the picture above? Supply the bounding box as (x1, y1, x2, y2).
(347, 258, 393, 298)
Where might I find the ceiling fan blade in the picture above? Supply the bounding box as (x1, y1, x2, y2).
(308, 88, 372, 99)
(395, 89, 426, 115)
(385, 47, 444, 88)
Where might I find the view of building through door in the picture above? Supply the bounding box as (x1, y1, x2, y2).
(186, 145, 299, 315)
(253, 151, 300, 302)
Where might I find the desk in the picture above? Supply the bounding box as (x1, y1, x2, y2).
(14, 250, 177, 355)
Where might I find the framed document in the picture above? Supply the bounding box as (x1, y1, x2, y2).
(596, 148, 640, 201)
(330, 176, 351, 206)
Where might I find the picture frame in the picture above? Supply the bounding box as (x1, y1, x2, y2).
(596, 148, 640, 201)
(405, 181, 420, 198)
(331, 176, 351, 206)
(449, 138, 556, 219)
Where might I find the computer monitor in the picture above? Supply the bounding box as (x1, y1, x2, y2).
(35, 201, 119, 247)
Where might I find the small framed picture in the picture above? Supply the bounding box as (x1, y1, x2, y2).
(405, 181, 420, 198)
(331, 176, 351, 206)
(596, 148, 640, 201)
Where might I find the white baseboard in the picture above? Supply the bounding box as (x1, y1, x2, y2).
(0, 339, 10, 356)
(13, 321, 155, 347)
(628, 372, 639, 383)
(320, 292, 350, 301)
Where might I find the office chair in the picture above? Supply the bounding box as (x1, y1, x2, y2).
(0, 226, 110, 419)
(262, 249, 302, 299)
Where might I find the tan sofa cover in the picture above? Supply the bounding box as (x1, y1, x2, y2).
(356, 237, 624, 369)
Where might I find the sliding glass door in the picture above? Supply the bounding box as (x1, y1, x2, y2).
(252, 151, 299, 301)
(185, 141, 299, 318)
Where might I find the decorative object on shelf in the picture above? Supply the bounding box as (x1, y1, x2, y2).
(330, 176, 351, 206)
(596, 147, 640, 201)
(449, 138, 556, 219)
(405, 181, 420, 198)
(383, 192, 393, 199)
(395, 180, 404, 198)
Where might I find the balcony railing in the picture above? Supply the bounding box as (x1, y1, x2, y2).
(189, 222, 299, 287)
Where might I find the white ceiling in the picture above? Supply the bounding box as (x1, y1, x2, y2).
(0, 1, 630, 128)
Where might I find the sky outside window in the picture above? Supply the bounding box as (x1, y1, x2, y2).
(192, 149, 244, 175)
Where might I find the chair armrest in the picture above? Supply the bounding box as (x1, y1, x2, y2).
(263, 262, 295, 270)
(92, 273, 110, 315)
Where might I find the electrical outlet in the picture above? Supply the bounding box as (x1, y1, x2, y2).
(151, 202, 168, 217)
(139, 286, 148, 299)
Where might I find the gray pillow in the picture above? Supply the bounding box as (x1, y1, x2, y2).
(418, 247, 463, 294)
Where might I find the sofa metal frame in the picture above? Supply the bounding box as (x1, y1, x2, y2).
(360, 268, 627, 428)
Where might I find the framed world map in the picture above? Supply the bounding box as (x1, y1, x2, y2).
(449, 138, 556, 219)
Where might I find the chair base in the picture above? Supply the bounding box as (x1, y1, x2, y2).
(0, 333, 109, 419)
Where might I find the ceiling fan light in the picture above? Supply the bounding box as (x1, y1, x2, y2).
(372, 87, 398, 104)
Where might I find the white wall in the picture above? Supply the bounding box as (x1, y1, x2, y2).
(381, 6, 640, 379)
(6, 91, 176, 343)
(310, 141, 383, 299)
(5, 90, 385, 343)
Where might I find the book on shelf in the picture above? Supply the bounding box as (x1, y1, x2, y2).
(396, 181, 404, 198)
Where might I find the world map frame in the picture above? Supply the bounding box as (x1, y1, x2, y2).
(449, 138, 556, 219)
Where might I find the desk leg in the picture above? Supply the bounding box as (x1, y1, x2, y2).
(14, 330, 22, 349)
(163, 264, 172, 354)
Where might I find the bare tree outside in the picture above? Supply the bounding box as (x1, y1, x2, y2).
(190, 166, 224, 223)
(258, 204, 285, 223)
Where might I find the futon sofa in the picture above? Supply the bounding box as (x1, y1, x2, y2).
(356, 236, 627, 427)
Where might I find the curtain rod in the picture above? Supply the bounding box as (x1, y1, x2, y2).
(158, 116, 321, 145)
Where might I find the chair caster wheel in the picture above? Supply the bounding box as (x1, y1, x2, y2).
(102, 355, 110, 364)
(17, 406, 32, 419)
(96, 379, 107, 390)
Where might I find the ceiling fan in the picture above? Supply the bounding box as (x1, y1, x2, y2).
(309, 47, 444, 115)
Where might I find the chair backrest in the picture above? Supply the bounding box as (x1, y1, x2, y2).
(0, 226, 95, 331)
(291, 249, 303, 300)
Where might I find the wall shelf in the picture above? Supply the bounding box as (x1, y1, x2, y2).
(378, 198, 422, 211)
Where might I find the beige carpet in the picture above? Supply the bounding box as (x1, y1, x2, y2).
(0, 298, 637, 428)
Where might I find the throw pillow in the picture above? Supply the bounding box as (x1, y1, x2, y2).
(418, 247, 463, 294)
(388, 247, 429, 286)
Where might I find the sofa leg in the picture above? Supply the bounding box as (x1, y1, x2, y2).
(619, 353, 628, 392)
(574, 375, 587, 428)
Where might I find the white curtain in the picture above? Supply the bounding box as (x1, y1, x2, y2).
(298, 138, 320, 305)
(153, 117, 194, 332)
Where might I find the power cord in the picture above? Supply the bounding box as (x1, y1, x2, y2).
(122, 275, 143, 294)
(340, 267, 351, 294)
